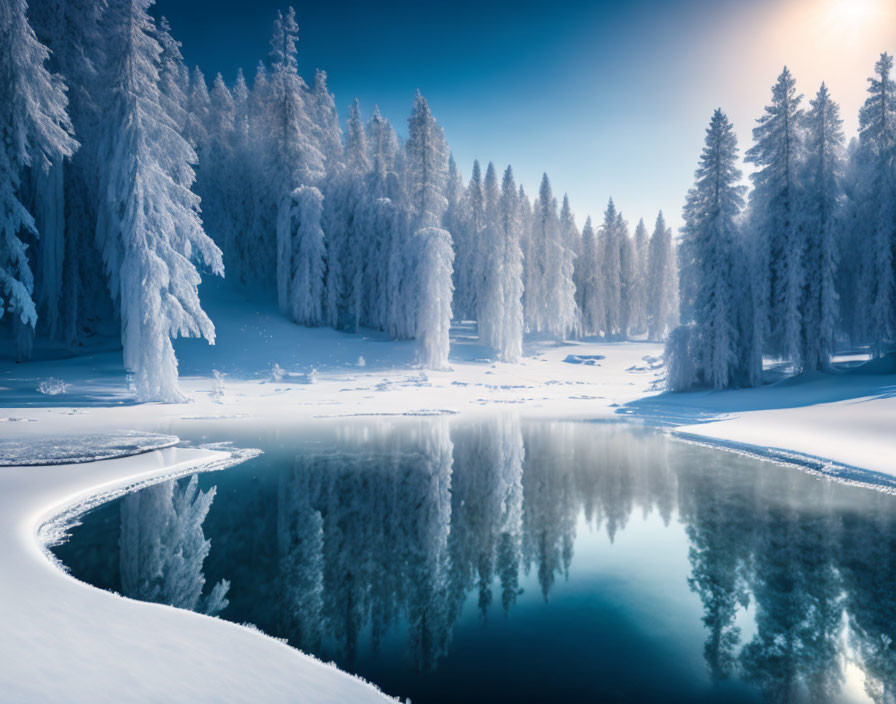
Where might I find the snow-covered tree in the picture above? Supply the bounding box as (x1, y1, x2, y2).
(529, 175, 577, 340)
(155, 16, 189, 132)
(478, 162, 504, 351)
(96, 0, 222, 402)
(415, 227, 454, 369)
(854, 53, 896, 356)
(800, 83, 844, 370)
(367, 105, 398, 187)
(646, 211, 677, 341)
(677, 109, 747, 389)
(325, 97, 369, 331)
(282, 185, 326, 326)
(200, 73, 236, 257)
(454, 160, 484, 321)
(0, 0, 77, 359)
(497, 165, 524, 362)
(309, 69, 343, 168)
(266, 7, 324, 316)
(577, 216, 603, 336)
(746, 66, 805, 367)
(404, 91, 454, 367)
(618, 212, 637, 338)
(631, 217, 649, 334)
(598, 199, 622, 338)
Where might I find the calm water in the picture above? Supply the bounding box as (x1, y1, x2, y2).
(53, 418, 896, 704)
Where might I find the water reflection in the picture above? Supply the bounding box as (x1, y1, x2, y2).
(119, 475, 229, 615)
(55, 417, 896, 703)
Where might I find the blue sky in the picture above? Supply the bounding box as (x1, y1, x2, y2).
(153, 0, 896, 231)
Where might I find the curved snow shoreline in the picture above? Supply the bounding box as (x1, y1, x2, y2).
(670, 430, 896, 496)
(1, 444, 396, 704)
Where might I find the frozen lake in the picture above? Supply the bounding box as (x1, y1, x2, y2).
(53, 418, 895, 703)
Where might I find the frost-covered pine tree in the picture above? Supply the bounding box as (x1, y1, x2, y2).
(677, 109, 747, 389)
(287, 186, 326, 326)
(558, 194, 581, 335)
(200, 73, 235, 256)
(497, 165, 524, 362)
(854, 53, 896, 356)
(328, 97, 370, 331)
(0, 0, 77, 359)
(598, 199, 622, 338)
(222, 67, 254, 285)
(308, 69, 343, 168)
(631, 217, 649, 334)
(478, 162, 504, 351)
(266, 7, 324, 318)
(185, 65, 210, 151)
(617, 212, 637, 338)
(155, 16, 189, 132)
(96, 0, 223, 402)
(532, 174, 577, 340)
(577, 216, 603, 335)
(456, 159, 484, 321)
(646, 211, 676, 341)
(559, 195, 579, 268)
(800, 83, 844, 370)
(367, 105, 398, 187)
(746, 67, 805, 368)
(23, 0, 109, 348)
(443, 153, 465, 305)
(405, 91, 454, 368)
(365, 105, 403, 333)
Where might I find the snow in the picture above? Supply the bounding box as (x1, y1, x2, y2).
(2, 283, 895, 701)
(0, 430, 177, 466)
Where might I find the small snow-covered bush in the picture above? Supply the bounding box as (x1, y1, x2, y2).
(665, 324, 699, 391)
(38, 378, 67, 395)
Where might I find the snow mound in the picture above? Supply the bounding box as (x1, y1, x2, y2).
(0, 431, 179, 466)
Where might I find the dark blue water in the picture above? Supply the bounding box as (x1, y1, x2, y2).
(53, 418, 896, 703)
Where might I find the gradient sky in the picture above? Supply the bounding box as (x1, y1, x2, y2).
(153, 0, 896, 231)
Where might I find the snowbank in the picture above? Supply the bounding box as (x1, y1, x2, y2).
(0, 430, 177, 466)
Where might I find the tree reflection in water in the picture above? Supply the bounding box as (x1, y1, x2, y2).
(58, 417, 896, 703)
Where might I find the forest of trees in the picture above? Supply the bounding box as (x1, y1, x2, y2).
(4, 1, 893, 400)
(670, 58, 896, 390)
(1, 0, 676, 400)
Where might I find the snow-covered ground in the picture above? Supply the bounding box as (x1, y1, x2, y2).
(2, 281, 895, 701)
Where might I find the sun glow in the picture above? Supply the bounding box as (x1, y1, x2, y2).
(818, 0, 894, 34)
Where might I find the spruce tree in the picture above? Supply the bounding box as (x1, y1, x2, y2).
(801, 83, 844, 370)
(498, 165, 524, 362)
(746, 67, 805, 368)
(598, 199, 622, 338)
(0, 0, 77, 358)
(855, 53, 896, 356)
(96, 0, 222, 401)
(646, 211, 674, 341)
(680, 109, 747, 389)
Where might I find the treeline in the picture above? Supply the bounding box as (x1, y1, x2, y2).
(670, 57, 896, 390)
(1, 0, 678, 401)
